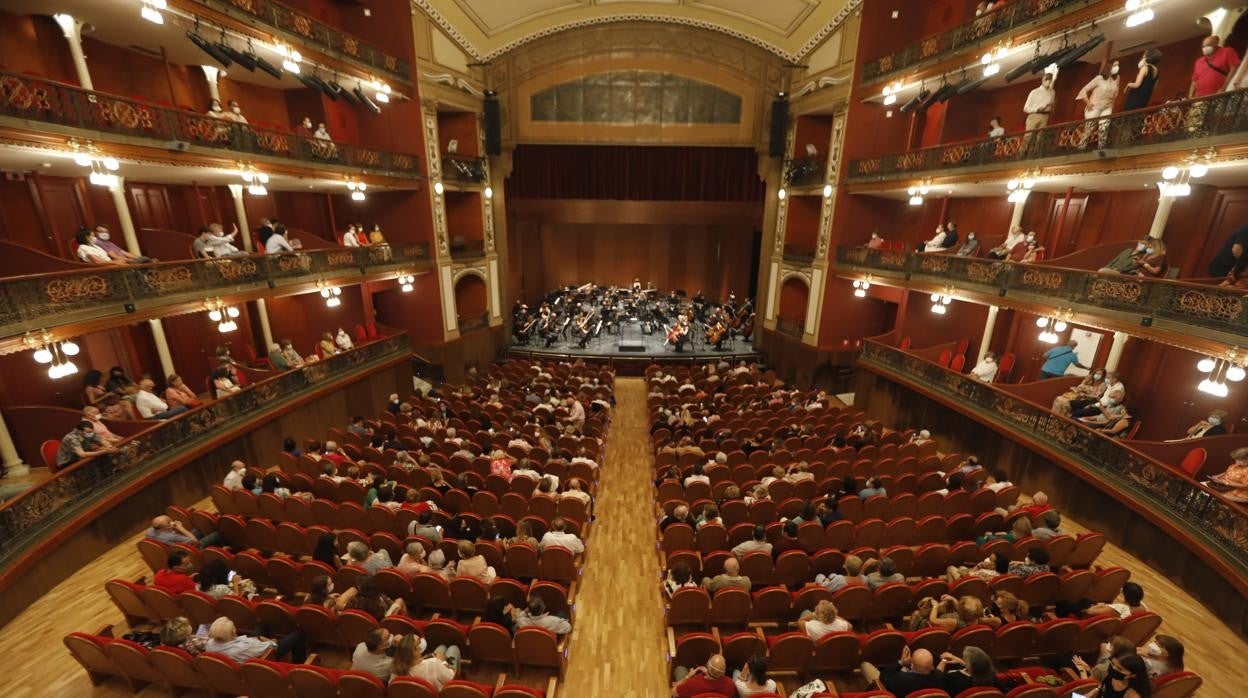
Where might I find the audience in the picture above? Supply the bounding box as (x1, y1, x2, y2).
(986, 225, 1025, 259)
(74, 227, 124, 265)
(55, 420, 113, 467)
(1189, 34, 1240, 98)
(351, 627, 398, 680)
(135, 378, 190, 420)
(969, 351, 999, 382)
(672, 654, 734, 698)
(732, 655, 777, 697)
(1207, 446, 1248, 500)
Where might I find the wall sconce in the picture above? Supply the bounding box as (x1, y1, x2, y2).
(346, 179, 367, 201)
(1197, 350, 1247, 397)
(204, 298, 240, 332)
(433, 181, 445, 196)
(1006, 169, 1039, 203)
(23, 330, 80, 379)
(1035, 311, 1072, 343)
(69, 139, 121, 187)
(1158, 150, 1213, 197)
(908, 180, 931, 206)
(852, 276, 871, 298)
(319, 285, 343, 307)
(930, 287, 954, 314)
(1125, 0, 1154, 26)
(484, 186, 494, 199)
(398, 274, 415, 293)
(777, 188, 787, 201)
(823, 184, 834, 198)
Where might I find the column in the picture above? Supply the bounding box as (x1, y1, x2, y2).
(107, 177, 142, 255)
(228, 184, 253, 253)
(53, 14, 93, 90)
(148, 318, 176, 378)
(1105, 331, 1129, 372)
(254, 299, 275, 350)
(1009, 198, 1027, 229)
(977, 304, 1000, 363)
(1147, 194, 1175, 239)
(201, 66, 223, 103)
(0, 410, 27, 477)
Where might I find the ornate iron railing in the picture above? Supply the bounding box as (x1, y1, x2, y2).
(191, 0, 410, 83)
(0, 72, 422, 178)
(835, 246, 1248, 341)
(443, 154, 488, 184)
(783, 156, 827, 188)
(775, 318, 805, 338)
(782, 245, 817, 265)
(0, 244, 429, 339)
(859, 339, 1248, 579)
(848, 88, 1248, 182)
(862, 0, 1082, 81)
(449, 240, 487, 261)
(0, 335, 411, 566)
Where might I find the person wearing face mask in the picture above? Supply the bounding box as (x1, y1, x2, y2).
(1176, 409, 1229, 440)
(1053, 368, 1108, 415)
(1128, 238, 1166, 277)
(1004, 231, 1038, 261)
(1023, 72, 1057, 135)
(73, 226, 125, 265)
(970, 351, 998, 382)
(1190, 34, 1240, 98)
(342, 224, 363, 248)
(298, 116, 315, 135)
(1072, 371, 1125, 417)
(222, 99, 249, 124)
(1099, 239, 1152, 274)
(986, 116, 1005, 138)
(205, 98, 225, 118)
(954, 231, 979, 257)
(987, 225, 1025, 259)
(1075, 652, 1151, 698)
(1124, 49, 1161, 111)
(922, 224, 948, 253)
(1142, 635, 1185, 679)
(1076, 62, 1120, 149)
(1206, 447, 1248, 501)
(90, 224, 152, 264)
(1016, 238, 1045, 263)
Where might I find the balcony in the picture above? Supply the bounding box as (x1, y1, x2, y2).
(861, 0, 1087, 83)
(0, 334, 411, 572)
(189, 0, 411, 84)
(775, 318, 805, 338)
(449, 239, 487, 262)
(0, 244, 429, 346)
(858, 338, 1248, 589)
(458, 312, 490, 334)
(0, 72, 422, 179)
(835, 246, 1248, 348)
(782, 244, 817, 265)
(783, 156, 827, 188)
(847, 89, 1248, 183)
(443, 154, 488, 184)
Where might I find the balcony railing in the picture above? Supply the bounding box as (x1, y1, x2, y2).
(0, 244, 429, 340)
(862, 0, 1083, 82)
(782, 244, 817, 265)
(783, 156, 827, 188)
(191, 0, 410, 83)
(848, 89, 1248, 182)
(449, 239, 487, 261)
(859, 339, 1248, 581)
(0, 335, 411, 568)
(443, 154, 488, 184)
(775, 318, 805, 338)
(0, 72, 422, 178)
(836, 246, 1248, 343)
(458, 312, 490, 333)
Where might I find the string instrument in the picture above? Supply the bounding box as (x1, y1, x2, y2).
(666, 322, 687, 344)
(739, 311, 755, 337)
(576, 314, 591, 335)
(706, 322, 727, 345)
(519, 315, 538, 337)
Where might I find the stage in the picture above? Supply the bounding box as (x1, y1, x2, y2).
(503, 319, 761, 369)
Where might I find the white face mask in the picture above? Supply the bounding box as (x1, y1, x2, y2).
(97, 232, 110, 241)
(1203, 46, 1216, 56)
(232, 106, 242, 114)
(1208, 416, 1222, 425)
(1110, 66, 1119, 76)
(1136, 242, 1146, 251)
(1144, 641, 1163, 657)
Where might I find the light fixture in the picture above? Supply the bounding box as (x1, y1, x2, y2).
(777, 188, 787, 201)
(69, 140, 123, 184)
(373, 80, 391, 103)
(1125, 0, 1154, 27)
(204, 298, 241, 333)
(1035, 311, 1072, 343)
(433, 181, 444, 196)
(1006, 169, 1039, 203)
(882, 82, 901, 106)
(278, 44, 302, 74)
(907, 180, 931, 206)
(346, 179, 368, 201)
(1197, 349, 1247, 397)
(237, 163, 269, 196)
(823, 184, 834, 198)
(398, 274, 416, 293)
(22, 330, 80, 379)
(318, 283, 343, 308)
(484, 186, 494, 199)
(140, 0, 166, 25)
(929, 287, 955, 314)
(852, 276, 872, 298)
(1158, 149, 1214, 197)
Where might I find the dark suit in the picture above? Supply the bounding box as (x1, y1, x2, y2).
(880, 663, 946, 697)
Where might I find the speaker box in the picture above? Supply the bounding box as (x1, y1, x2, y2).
(483, 92, 501, 156)
(768, 95, 789, 158)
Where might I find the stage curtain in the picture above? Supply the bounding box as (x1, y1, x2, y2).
(507, 145, 764, 201)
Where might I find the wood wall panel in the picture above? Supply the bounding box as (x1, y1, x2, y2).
(784, 195, 821, 249)
(330, 190, 433, 246)
(0, 325, 155, 410)
(0, 177, 54, 255)
(777, 277, 809, 325)
(264, 287, 367, 356)
(372, 272, 445, 344)
(453, 274, 488, 318)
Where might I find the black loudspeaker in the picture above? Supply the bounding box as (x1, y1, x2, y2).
(483, 91, 501, 156)
(769, 94, 789, 157)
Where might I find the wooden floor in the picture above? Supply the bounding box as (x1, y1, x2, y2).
(0, 378, 1241, 697)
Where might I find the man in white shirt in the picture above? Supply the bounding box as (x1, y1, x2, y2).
(538, 517, 584, 554)
(136, 379, 188, 420)
(223, 460, 247, 490)
(565, 397, 585, 426)
(1023, 73, 1056, 133)
(987, 225, 1026, 260)
(194, 224, 242, 258)
(922, 225, 947, 253)
(560, 478, 592, 505)
(970, 352, 999, 382)
(570, 449, 599, 470)
(730, 525, 772, 558)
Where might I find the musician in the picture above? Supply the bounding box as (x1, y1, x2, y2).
(575, 311, 593, 349)
(706, 310, 729, 351)
(632, 278, 642, 293)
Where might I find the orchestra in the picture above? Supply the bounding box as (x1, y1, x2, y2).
(510, 283, 754, 354)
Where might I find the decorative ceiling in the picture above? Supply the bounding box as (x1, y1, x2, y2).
(411, 0, 861, 62)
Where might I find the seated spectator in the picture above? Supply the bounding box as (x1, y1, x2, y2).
(1032, 510, 1063, 539)
(91, 224, 152, 264)
(453, 539, 495, 583)
(197, 558, 255, 599)
(947, 551, 1011, 583)
(74, 227, 123, 265)
(683, 462, 710, 487)
(986, 467, 1013, 492)
(1207, 447, 1248, 500)
(351, 627, 401, 680)
(55, 420, 112, 468)
(146, 514, 221, 547)
(538, 516, 585, 554)
(514, 595, 571, 635)
(987, 590, 1029, 627)
(280, 340, 305, 368)
(508, 520, 538, 548)
(346, 575, 406, 620)
(1072, 653, 1151, 698)
(695, 504, 722, 530)
(1007, 547, 1051, 578)
(664, 562, 699, 597)
(731, 524, 772, 558)
(702, 557, 751, 592)
(660, 505, 693, 531)
(1178, 409, 1228, 440)
(336, 327, 354, 352)
(488, 450, 514, 481)
(861, 647, 945, 696)
(136, 379, 189, 420)
(342, 224, 365, 248)
(319, 332, 339, 357)
(798, 600, 852, 640)
(922, 594, 986, 631)
(153, 550, 196, 595)
(267, 343, 290, 370)
(347, 416, 371, 437)
(306, 574, 356, 611)
(210, 367, 241, 399)
(866, 556, 903, 590)
(858, 476, 887, 499)
(940, 646, 998, 695)
(1143, 634, 1185, 678)
(397, 542, 432, 578)
(322, 440, 352, 466)
(771, 520, 803, 557)
(922, 224, 948, 253)
(561, 478, 591, 505)
(980, 515, 1032, 545)
(732, 655, 778, 697)
(264, 223, 297, 253)
(193, 224, 242, 258)
(222, 460, 247, 490)
(368, 224, 387, 245)
(398, 636, 459, 691)
(672, 654, 734, 698)
(164, 374, 203, 410)
(986, 225, 1025, 259)
(159, 616, 208, 656)
(346, 541, 393, 575)
(1081, 635, 1137, 682)
(1053, 369, 1108, 416)
(815, 554, 866, 592)
(970, 351, 999, 382)
(1088, 581, 1147, 619)
(954, 232, 980, 257)
(867, 231, 886, 249)
(483, 596, 517, 635)
(987, 116, 1005, 138)
(1017, 240, 1045, 263)
(911, 429, 933, 446)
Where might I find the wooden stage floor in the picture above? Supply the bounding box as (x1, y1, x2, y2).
(0, 379, 1240, 697)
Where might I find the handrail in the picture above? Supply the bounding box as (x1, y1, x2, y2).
(0, 334, 411, 568)
(858, 338, 1248, 586)
(450, 239, 487, 261)
(861, 0, 1085, 82)
(0, 244, 430, 340)
(835, 246, 1248, 341)
(848, 88, 1248, 181)
(0, 72, 422, 178)
(188, 0, 411, 84)
(443, 154, 488, 184)
(783, 156, 827, 188)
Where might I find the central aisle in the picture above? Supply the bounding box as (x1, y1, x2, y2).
(560, 377, 670, 697)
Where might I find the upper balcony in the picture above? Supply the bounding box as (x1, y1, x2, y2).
(443, 154, 488, 185)
(835, 245, 1248, 353)
(0, 72, 422, 180)
(861, 0, 1106, 84)
(847, 88, 1248, 185)
(783, 155, 828, 189)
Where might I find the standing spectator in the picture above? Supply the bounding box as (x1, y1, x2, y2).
(1124, 49, 1162, 110)
(1076, 62, 1120, 149)
(1023, 73, 1056, 136)
(1039, 340, 1087, 379)
(1189, 34, 1240, 98)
